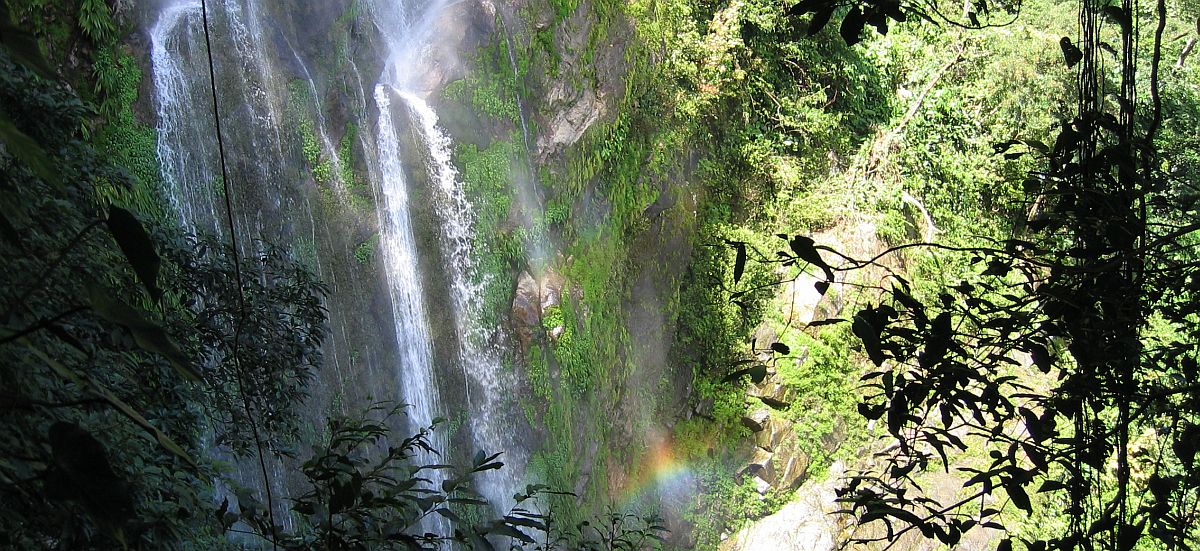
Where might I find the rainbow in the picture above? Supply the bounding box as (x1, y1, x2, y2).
(617, 436, 702, 507)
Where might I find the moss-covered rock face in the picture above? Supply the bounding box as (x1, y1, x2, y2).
(113, 0, 970, 543)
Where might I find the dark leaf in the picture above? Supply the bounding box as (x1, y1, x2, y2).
(435, 508, 462, 523)
(1101, 5, 1131, 32)
(853, 314, 887, 366)
(729, 241, 747, 284)
(87, 284, 198, 381)
(858, 401, 885, 420)
(887, 394, 908, 436)
(0, 113, 60, 186)
(808, 318, 845, 327)
(1028, 342, 1053, 373)
(807, 7, 836, 35)
(107, 206, 162, 302)
(722, 363, 768, 384)
(840, 7, 866, 45)
(1005, 479, 1031, 512)
(981, 259, 1011, 277)
(1060, 37, 1083, 68)
(1038, 480, 1068, 493)
(789, 236, 834, 281)
(489, 523, 535, 544)
(785, 0, 827, 17)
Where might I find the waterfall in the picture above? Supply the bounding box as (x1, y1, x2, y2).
(150, 0, 222, 232)
(367, 0, 525, 517)
(371, 86, 449, 533)
(400, 92, 526, 513)
(150, 0, 528, 538)
(149, 0, 305, 533)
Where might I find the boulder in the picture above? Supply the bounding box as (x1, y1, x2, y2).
(512, 267, 572, 351)
(512, 271, 540, 350)
(751, 323, 779, 362)
(539, 270, 567, 314)
(773, 437, 810, 490)
(754, 416, 792, 452)
(749, 415, 811, 491)
(691, 396, 715, 420)
(752, 476, 773, 495)
(740, 447, 776, 485)
(820, 416, 849, 455)
(718, 463, 847, 551)
(741, 408, 771, 432)
(536, 81, 606, 162)
(749, 378, 798, 410)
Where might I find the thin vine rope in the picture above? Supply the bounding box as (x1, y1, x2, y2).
(197, 1, 280, 548)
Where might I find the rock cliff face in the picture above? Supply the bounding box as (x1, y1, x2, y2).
(136, 0, 706, 526)
(511, 267, 570, 351)
(719, 463, 847, 551)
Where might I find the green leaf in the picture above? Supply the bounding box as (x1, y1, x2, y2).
(31, 345, 198, 469)
(0, 5, 55, 79)
(87, 284, 198, 381)
(0, 113, 60, 187)
(106, 206, 163, 303)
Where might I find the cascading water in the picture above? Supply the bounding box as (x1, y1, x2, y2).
(366, 0, 526, 516)
(150, 0, 291, 235)
(370, 85, 448, 520)
(400, 92, 526, 512)
(149, 0, 318, 533)
(150, 0, 222, 232)
(151, 0, 529, 537)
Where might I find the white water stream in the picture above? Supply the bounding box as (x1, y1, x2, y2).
(150, 0, 526, 537)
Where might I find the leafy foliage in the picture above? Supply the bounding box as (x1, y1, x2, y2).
(765, 0, 1200, 547)
(163, 234, 328, 455)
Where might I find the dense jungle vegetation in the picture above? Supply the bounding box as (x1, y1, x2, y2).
(1, 0, 1199, 549)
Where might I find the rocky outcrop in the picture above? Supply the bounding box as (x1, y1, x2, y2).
(511, 267, 570, 351)
(536, 81, 605, 162)
(749, 376, 799, 410)
(512, 271, 541, 350)
(719, 463, 848, 551)
(741, 408, 771, 432)
(739, 409, 810, 492)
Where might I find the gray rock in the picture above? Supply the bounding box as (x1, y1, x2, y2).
(512, 271, 540, 351)
(749, 415, 811, 490)
(740, 447, 776, 485)
(741, 408, 772, 432)
(719, 464, 846, 551)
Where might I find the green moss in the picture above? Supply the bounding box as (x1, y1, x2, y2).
(91, 47, 169, 223)
(444, 72, 520, 123)
(454, 138, 521, 331)
(353, 234, 379, 265)
(339, 122, 360, 189)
